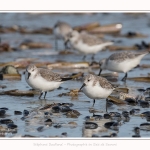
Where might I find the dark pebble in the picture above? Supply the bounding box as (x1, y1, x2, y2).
(7, 123, 17, 129)
(44, 118, 52, 125)
(104, 114, 111, 119)
(60, 106, 71, 112)
(127, 31, 136, 37)
(137, 89, 145, 92)
(20, 117, 25, 120)
(93, 114, 103, 120)
(134, 127, 140, 134)
(44, 112, 49, 116)
(52, 106, 61, 113)
(0, 119, 13, 124)
(0, 107, 8, 110)
(14, 111, 22, 115)
(84, 122, 98, 129)
(45, 119, 52, 123)
(92, 134, 99, 137)
(132, 135, 141, 137)
(123, 116, 130, 122)
(53, 124, 61, 128)
(60, 103, 74, 107)
(37, 126, 44, 132)
(145, 97, 150, 101)
(104, 121, 120, 131)
(111, 133, 117, 137)
(23, 110, 29, 116)
(61, 132, 67, 136)
(146, 115, 150, 122)
(141, 41, 149, 48)
(122, 111, 130, 117)
(125, 98, 137, 105)
(109, 112, 121, 117)
(130, 109, 140, 115)
(0, 109, 6, 116)
(138, 100, 149, 108)
(141, 111, 150, 116)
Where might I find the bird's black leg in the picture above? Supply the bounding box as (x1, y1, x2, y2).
(39, 92, 43, 99)
(98, 69, 102, 76)
(44, 91, 47, 99)
(106, 99, 108, 113)
(121, 73, 127, 82)
(91, 54, 95, 61)
(92, 99, 95, 107)
(82, 55, 86, 60)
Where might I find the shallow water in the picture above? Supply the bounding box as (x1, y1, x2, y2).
(0, 13, 150, 138)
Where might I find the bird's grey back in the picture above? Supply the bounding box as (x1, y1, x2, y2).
(80, 32, 106, 46)
(38, 68, 62, 82)
(93, 75, 115, 90)
(107, 51, 148, 63)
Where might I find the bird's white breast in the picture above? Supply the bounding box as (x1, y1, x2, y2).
(25, 71, 62, 92)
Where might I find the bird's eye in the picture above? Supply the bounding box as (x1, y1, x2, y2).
(32, 69, 34, 72)
(88, 79, 90, 82)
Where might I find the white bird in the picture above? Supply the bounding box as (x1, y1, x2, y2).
(79, 74, 116, 112)
(98, 51, 149, 82)
(65, 30, 113, 60)
(25, 64, 72, 99)
(53, 21, 73, 50)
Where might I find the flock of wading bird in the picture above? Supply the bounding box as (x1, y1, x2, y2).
(25, 21, 150, 112)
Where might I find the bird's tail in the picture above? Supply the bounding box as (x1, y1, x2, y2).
(102, 41, 114, 47)
(61, 77, 73, 81)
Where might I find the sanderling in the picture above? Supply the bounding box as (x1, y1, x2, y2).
(98, 51, 149, 82)
(53, 21, 73, 49)
(65, 30, 113, 60)
(79, 74, 116, 112)
(25, 64, 72, 99)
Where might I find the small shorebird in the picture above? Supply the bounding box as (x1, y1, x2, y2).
(53, 21, 73, 50)
(79, 74, 116, 112)
(98, 51, 149, 82)
(65, 30, 113, 60)
(25, 64, 72, 99)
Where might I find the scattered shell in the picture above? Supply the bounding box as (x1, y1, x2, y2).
(65, 109, 80, 118)
(0, 119, 13, 124)
(0, 89, 34, 97)
(84, 122, 98, 129)
(0, 65, 19, 74)
(7, 123, 18, 129)
(53, 124, 61, 128)
(104, 121, 120, 131)
(130, 109, 140, 115)
(140, 123, 150, 131)
(108, 96, 126, 104)
(14, 111, 22, 115)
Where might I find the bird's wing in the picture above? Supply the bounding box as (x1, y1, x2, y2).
(38, 68, 62, 82)
(97, 76, 115, 90)
(81, 33, 105, 46)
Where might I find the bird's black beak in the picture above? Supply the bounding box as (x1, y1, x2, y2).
(98, 69, 102, 76)
(79, 83, 86, 92)
(27, 72, 31, 79)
